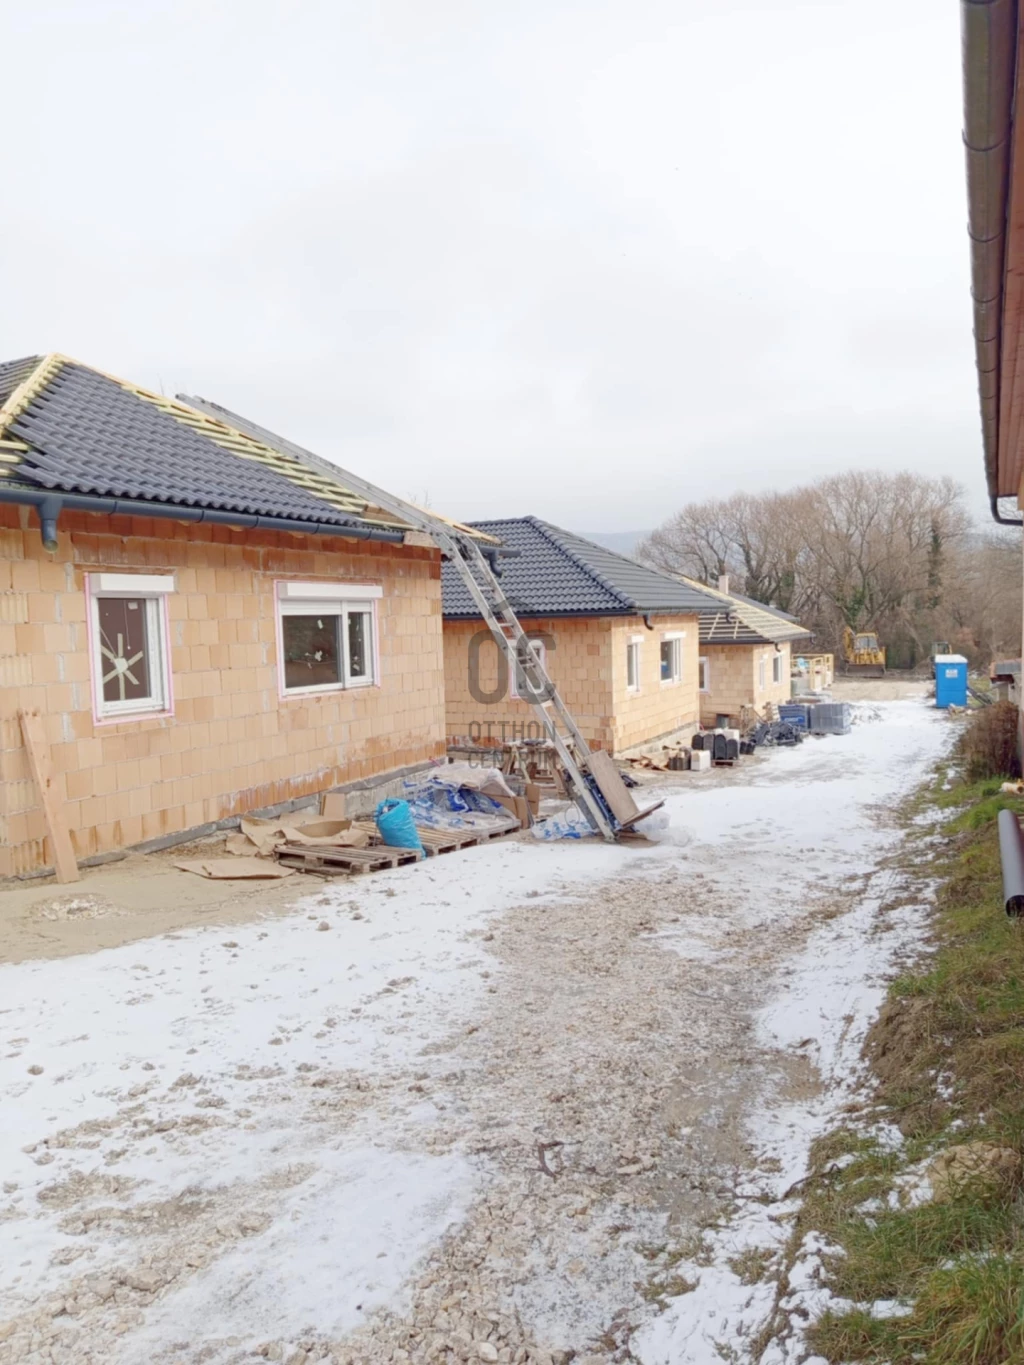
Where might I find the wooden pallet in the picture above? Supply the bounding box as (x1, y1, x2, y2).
(352, 818, 518, 857)
(275, 842, 422, 875)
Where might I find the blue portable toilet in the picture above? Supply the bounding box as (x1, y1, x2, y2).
(934, 654, 968, 709)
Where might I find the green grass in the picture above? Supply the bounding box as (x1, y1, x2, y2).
(799, 766, 1024, 1364)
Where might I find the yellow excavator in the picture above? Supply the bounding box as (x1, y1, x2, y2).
(842, 625, 886, 677)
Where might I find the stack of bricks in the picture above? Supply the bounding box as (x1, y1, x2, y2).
(0, 504, 446, 878)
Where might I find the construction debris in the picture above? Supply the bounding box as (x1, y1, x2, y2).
(174, 857, 297, 880)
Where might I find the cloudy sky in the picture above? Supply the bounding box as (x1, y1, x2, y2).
(3, 0, 978, 533)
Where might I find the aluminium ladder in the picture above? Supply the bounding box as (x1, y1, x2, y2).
(178, 394, 620, 840)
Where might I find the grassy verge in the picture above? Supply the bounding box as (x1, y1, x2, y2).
(799, 772, 1024, 1365)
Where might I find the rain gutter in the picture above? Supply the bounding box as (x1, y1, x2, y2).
(0, 487, 407, 552)
(963, 0, 1020, 519)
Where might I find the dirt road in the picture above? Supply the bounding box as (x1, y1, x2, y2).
(0, 696, 952, 1365)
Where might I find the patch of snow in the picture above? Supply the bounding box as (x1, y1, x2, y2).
(0, 835, 640, 1341)
(634, 699, 953, 1365)
(118, 1147, 473, 1363)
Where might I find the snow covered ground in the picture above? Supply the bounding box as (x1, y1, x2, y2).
(0, 697, 952, 1365)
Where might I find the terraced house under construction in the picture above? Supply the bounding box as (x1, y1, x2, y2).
(0, 353, 487, 879)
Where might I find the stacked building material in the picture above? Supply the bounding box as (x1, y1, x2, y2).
(809, 702, 852, 735)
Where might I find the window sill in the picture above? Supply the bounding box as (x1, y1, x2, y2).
(660, 678, 681, 688)
(281, 681, 377, 699)
(94, 707, 173, 728)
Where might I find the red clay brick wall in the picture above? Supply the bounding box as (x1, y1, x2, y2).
(607, 615, 701, 751)
(443, 612, 701, 755)
(699, 641, 793, 724)
(443, 616, 616, 750)
(0, 504, 445, 877)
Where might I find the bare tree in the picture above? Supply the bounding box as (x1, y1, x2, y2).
(637, 470, 1012, 666)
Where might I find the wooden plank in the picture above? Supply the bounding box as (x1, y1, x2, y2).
(19, 709, 79, 884)
(585, 749, 640, 826)
(616, 799, 666, 831)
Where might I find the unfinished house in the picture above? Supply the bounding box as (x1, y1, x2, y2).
(0, 353, 482, 879)
(676, 576, 813, 726)
(442, 517, 720, 754)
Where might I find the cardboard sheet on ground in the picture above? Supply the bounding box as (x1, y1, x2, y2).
(284, 821, 370, 848)
(175, 857, 297, 880)
(228, 816, 369, 857)
(237, 812, 312, 855)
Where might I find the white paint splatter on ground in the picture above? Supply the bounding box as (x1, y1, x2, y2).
(0, 697, 953, 1365)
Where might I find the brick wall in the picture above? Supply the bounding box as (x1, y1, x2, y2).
(442, 612, 701, 754)
(444, 615, 615, 750)
(0, 504, 445, 877)
(607, 615, 701, 751)
(699, 641, 793, 724)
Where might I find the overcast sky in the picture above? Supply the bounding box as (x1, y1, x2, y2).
(3, 0, 978, 532)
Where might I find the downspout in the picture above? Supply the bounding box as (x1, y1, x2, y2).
(997, 808, 1024, 914)
(991, 492, 1024, 524)
(0, 488, 407, 549)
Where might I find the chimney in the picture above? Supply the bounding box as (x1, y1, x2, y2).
(718, 574, 730, 595)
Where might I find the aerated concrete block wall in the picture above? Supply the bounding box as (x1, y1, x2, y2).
(0, 504, 446, 878)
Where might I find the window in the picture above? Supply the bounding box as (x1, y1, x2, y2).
(699, 656, 710, 692)
(276, 581, 381, 694)
(626, 639, 641, 692)
(772, 653, 783, 684)
(510, 637, 547, 700)
(88, 573, 174, 720)
(758, 656, 767, 689)
(660, 634, 682, 684)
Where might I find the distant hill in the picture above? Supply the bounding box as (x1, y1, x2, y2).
(578, 530, 649, 558)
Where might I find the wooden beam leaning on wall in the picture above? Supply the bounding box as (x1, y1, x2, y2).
(19, 709, 80, 884)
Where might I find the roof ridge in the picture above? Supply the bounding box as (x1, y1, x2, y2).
(524, 517, 636, 611)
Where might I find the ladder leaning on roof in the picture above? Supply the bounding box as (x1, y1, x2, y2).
(178, 395, 654, 842)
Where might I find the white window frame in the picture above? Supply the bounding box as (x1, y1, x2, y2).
(626, 636, 642, 694)
(275, 581, 381, 696)
(87, 573, 175, 722)
(758, 655, 767, 689)
(510, 637, 547, 701)
(772, 652, 783, 684)
(699, 656, 710, 692)
(660, 631, 684, 686)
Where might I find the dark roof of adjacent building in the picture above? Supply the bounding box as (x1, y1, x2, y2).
(442, 516, 722, 618)
(675, 575, 813, 646)
(0, 353, 487, 540)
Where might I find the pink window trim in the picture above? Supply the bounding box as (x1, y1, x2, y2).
(84, 573, 175, 727)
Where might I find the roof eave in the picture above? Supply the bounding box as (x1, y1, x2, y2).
(963, 0, 1022, 509)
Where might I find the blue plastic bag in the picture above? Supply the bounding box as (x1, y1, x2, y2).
(374, 798, 425, 853)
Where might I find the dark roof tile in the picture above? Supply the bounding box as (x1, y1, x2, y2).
(0, 355, 42, 409)
(0, 358, 390, 529)
(442, 517, 721, 617)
